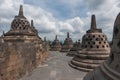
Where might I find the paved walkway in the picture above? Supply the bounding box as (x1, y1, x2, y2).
(22, 51, 87, 80)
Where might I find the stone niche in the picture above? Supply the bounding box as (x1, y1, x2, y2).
(69, 15, 110, 72)
(0, 5, 48, 80)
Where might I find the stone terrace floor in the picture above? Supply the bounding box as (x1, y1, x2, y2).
(21, 51, 87, 80)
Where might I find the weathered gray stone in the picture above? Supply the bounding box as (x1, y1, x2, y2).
(50, 35, 61, 51)
(83, 12, 120, 80)
(43, 37, 50, 51)
(22, 51, 87, 80)
(61, 32, 73, 52)
(69, 15, 110, 72)
(67, 40, 81, 56)
(0, 5, 48, 80)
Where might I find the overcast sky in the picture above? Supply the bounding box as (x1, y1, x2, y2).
(0, 0, 120, 42)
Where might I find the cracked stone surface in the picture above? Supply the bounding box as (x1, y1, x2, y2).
(21, 51, 87, 80)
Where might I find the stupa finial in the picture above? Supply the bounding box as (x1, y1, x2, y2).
(18, 5, 24, 16)
(90, 15, 97, 30)
(67, 32, 69, 38)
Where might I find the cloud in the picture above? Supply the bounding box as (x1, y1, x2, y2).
(0, 0, 120, 42)
(0, 0, 85, 42)
(83, 0, 107, 10)
(84, 0, 120, 41)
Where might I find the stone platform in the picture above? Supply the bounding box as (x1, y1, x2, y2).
(22, 51, 87, 80)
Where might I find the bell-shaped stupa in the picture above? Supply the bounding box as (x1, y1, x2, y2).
(0, 5, 48, 80)
(84, 13, 120, 80)
(51, 35, 61, 51)
(69, 15, 110, 72)
(61, 32, 73, 52)
(67, 40, 81, 56)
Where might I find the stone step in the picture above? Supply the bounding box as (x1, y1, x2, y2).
(78, 50, 110, 55)
(71, 59, 100, 70)
(73, 57, 105, 64)
(69, 61, 93, 72)
(77, 53, 109, 60)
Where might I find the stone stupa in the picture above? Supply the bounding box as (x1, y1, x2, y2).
(0, 5, 48, 80)
(43, 37, 50, 53)
(50, 35, 61, 51)
(67, 40, 81, 56)
(30, 20, 38, 35)
(84, 13, 120, 80)
(69, 15, 110, 72)
(61, 32, 73, 52)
